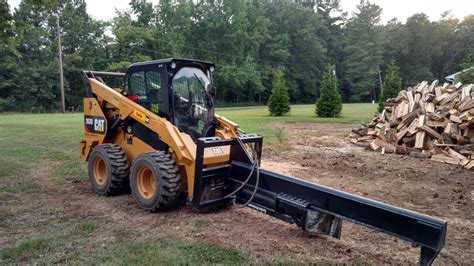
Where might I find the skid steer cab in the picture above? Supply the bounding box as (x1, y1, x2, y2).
(80, 58, 446, 265)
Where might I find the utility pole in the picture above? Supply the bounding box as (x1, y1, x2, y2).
(57, 16, 65, 113)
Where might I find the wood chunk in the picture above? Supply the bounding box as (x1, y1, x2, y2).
(407, 118, 419, 135)
(447, 148, 467, 160)
(407, 90, 414, 105)
(444, 122, 459, 136)
(396, 127, 409, 142)
(458, 98, 474, 112)
(425, 102, 435, 112)
(439, 92, 459, 106)
(435, 143, 458, 147)
(461, 85, 472, 100)
(372, 138, 395, 153)
(370, 140, 381, 151)
(464, 160, 474, 169)
(429, 80, 439, 92)
(415, 131, 426, 149)
(434, 93, 449, 104)
(420, 125, 443, 140)
(418, 115, 425, 127)
(426, 117, 447, 128)
(435, 86, 442, 98)
(431, 154, 461, 165)
(425, 94, 436, 102)
(402, 135, 417, 146)
(454, 82, 463, 89)
(450, 115, 462, 123)
(398, 90, 408, 101)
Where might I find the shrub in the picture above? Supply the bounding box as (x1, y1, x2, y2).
(268, 68, 290, 116)
(378, 60, 402, 112)
(315, 65, 342, 117)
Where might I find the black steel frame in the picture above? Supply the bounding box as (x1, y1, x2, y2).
(192, 135, 447, 265)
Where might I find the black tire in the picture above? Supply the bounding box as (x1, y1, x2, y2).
(88, 144, 130, 196)
(130, 151, 182, 212)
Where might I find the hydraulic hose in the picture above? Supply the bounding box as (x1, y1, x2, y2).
(224, 137, 260, 207)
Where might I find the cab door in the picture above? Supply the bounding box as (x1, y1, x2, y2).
(126, 64, 169, 118)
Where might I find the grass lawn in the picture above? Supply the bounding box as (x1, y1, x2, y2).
(217, 103, 376, 143)
(0, 103, 375, 264)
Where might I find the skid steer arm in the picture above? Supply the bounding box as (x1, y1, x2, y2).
(192, 136, 447, 265)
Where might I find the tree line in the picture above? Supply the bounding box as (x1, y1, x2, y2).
(0, 0, 472, 112)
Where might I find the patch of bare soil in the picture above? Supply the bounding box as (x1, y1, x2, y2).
(2, 122, 472, 264)
(260, 121, 473, 264)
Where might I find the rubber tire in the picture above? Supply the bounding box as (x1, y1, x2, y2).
(130, 151, 182, 212)
(88, 144, 130, 196)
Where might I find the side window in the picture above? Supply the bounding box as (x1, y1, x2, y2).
(146, 71, 161, 91)
(145, 71, 161, 113)
(129, 72, 146, 100)
(129, 70, 162, 113)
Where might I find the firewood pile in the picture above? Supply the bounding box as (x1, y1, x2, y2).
(350, 80, 474, 169)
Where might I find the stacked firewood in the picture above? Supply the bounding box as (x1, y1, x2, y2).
(350, 80, 474, 169)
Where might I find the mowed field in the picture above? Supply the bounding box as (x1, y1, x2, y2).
(1, 103, 473, 264)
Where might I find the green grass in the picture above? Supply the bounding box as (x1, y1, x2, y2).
(69, 240, 248, 265)
(0, 235, 64, 262)
(216, 104, 376, 143)
(0, 182, 40, 193)
(1, 220, 248, 265)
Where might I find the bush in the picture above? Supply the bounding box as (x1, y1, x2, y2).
(268, 68, 290, 116)
(460, 69, 474, 84)
(378, 60, 402, 112)
(315, 65, 342, 117)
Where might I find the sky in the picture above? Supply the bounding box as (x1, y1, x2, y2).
(6, 0, 474, 24)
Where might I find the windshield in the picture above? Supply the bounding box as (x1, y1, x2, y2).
(172, 67, 214, 140)
(172, 67, 211, 108)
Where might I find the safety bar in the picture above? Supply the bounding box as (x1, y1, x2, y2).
(80, 70, 125, 97)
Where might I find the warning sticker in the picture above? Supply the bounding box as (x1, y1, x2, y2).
(133, 109, 150, 124)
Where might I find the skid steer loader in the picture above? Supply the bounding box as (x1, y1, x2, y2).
(80, 58, 446, 265)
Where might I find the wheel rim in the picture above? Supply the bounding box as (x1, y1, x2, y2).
(137, 166, 156, 200)
(92, 156, 107, 186)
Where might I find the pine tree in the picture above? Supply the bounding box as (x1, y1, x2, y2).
(344, 0, 383, 102)
(268, 68, 291, 116)
(378, 60, 402, 112)
(316, 65, 342, 117)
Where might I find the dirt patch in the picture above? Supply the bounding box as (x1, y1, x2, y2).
(262, 121, 473, 264)
(1, 122, 473, 264)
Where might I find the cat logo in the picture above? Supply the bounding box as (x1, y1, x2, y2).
(84, 116, 106, 134)
(211, 147, 223, 155)
(94, 118, 105, 132)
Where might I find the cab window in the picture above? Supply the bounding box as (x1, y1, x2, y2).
(129, 70, 162, 113)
